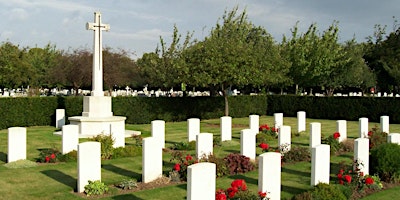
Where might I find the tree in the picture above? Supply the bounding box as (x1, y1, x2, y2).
(0, 42, 30, 88)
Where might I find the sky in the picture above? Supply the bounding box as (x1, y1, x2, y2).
(0, 0, 399, 59)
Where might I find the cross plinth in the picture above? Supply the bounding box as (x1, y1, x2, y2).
(86, 11, 110, 97)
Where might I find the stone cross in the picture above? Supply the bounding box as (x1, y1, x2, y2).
(86, 11, 110, 97)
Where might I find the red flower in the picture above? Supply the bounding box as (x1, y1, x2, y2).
(258, 191, 267, 198)
(185, 154, 193, 161)
(231, 179, 247, 191)
(360, 172, 364, 177)
(259, 124, 270, 131)
(45, 156, 50, 162)
(173, 163, 180, 171)
(227, 187, 238, 198)
(50, 153, 56, 159)
(333, 132, 340, 139)
(339, 169, 344, 174)
(258, 143, 269, 150)
(365, 177, 374, 185)
(344, 175, 352, 183)
(368, 131, 373, 136)
(215, 189, 227, 200)
(339, 179, 344, 185)
(337, 173, 343, 180)
(271, 127, 277, 133)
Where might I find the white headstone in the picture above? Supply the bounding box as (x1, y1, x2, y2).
(278, 125, 291, 151)
(380, 116, 389, 133)
(258, 152, 281, 200)
(142, 137, 162, 183)
(240, 129, 256, 160)
(187, 162, 216, 200)
(188, 118, 200, 142)
(359, 118, 369, 138)
(354, 138, 369, 175)
(62, 125, 79, 154)
(196, 133, 213, 159)
(249, 115, 259, 134)
(151, 120, 165, 148)
(297, 111, 306, 133)
(220, 116, 232, 141)
(7, 127, 26, 163)
(388, 133, 400, 144)
(274, 113, 283, 129)
(110, 122, 125, 148)
(77, 141, 101, 193)
(311, 144, 330, 186)
(336, 120, 347, 143)
(310, 122, 321, 150)
(56, 109, 65, 128)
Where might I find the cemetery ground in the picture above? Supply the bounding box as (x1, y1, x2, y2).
(0, 117, 400, 199)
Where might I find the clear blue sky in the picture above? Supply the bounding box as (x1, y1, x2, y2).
(0, 0, 398, 58)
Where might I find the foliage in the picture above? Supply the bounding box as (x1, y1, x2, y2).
(259, 124, 278, 136)
(201, 154, 230, 178)
(4, 160, 38, 168)
(57, 150, 77, 162)
(216, 179, 268, 200)
(370, 143, 400, 182)
(171, 141, 196, 151)
(224, 153, 255, 175)
(169, 151, 197, 181)
(84, 180, 109, 196)
(112, 145, 141, 159)
(131, 135, 143, 147)
(281, 146, 311, 163)
(37, 148, 61, 163)
(115, 178, 138, 190)
(256, 133, 275, 145)
(310, 183, 347, 200)
(89, 133, 115, 160)
(322, 132, 341, 154)
(368, 126, 388, 149)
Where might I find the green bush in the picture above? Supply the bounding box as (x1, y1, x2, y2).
(201, 154, 229, 178)
(84, 180, 109, 196)
(370, 143, 400, 182)
(282, 146, 311, 163)
(115, 179, 137, 190)
(311, 183, 347, 200)
(58, 150, 77, 162)
(368, 126, 388, 149)
(37, 148, 61, 163)
(89, 133, 115, 160)
(172, 141, 196, 151)
(224, 153, 255, 175)
(112, 145, 141, 158)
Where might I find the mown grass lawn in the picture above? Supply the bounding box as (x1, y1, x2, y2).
(0, 116, 399, 199)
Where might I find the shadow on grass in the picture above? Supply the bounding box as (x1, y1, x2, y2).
(41, 170, 76, 191)
(0, 152, 7, 163)
(282, 167, 311, 178)
(112, 194, 145, 200)
(292, 142, 309, 147)
(282, 184, 307, 196)
(102, 164, 141, 180)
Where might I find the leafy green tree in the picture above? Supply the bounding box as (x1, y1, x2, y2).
(0, 42, 30, 88)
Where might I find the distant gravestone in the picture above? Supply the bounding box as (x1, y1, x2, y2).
(188, 118, 200, 142)
(77, 141, 101, 193)
(110, 123, 125, 148)
(388, 133, 400, 144)
(274, 113, 283, 129)
(297, 111, 306, 133)
(311, 144, 330, 186)
(359, 118, 368, 138)
(196, 133, 213, 159)
(7, 127, 26, 163)
(142, 137, 162, 183)
(240, 129, 256, 160)
(62, 125, 79, 154)
(151, 120, 165, 148)
(187, 162, 216, 200)
(278, 125, 291, 151)
(56, 109, 65, 128)
(220, 116, 232, 141)
(310, 122, 321, 150)
(354, 138, 369, 175)
(258, 152, 281, 200)
(380, 116, 389, 133)
(249, 115, 259, 134)
(336, 120, 347, 143)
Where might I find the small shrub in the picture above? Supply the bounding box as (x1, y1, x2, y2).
(112, 145, 141, 159)
(291, 191, 312, 200)
(172, 141, 196, 150)
(339, 139, 354, 153)
(224, 153, 255, 175)
(368, 126, 387, 149)
(213, 136, 222, 147)
(370, 143, 400, 182)
(132, 135, 142, 147)
(58, 150, 77, 162)
(311, 183, 347, 200)
(115, 179, 137, 190)
(282, 146, 311, 163)
(89, 133, 115, 160)
(169, 151, 197, 181)
(84, 180, 109, 196)
(322, 132, 341, 155)
(201, 154, 229, 178)
(37, 148, 61, 163)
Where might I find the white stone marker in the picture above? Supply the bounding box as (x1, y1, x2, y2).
(196, 133, 213, 159)
(359, 117, 369, 138)
(249, 115, 259, 134)
(278, 125, 291, 151)
(110, 122, 125, 148)
(77, 141, 101, 193)
(240, 129, 256, 160)
(188, 118, 200, 142)
(62, 125, 79, 154)
(297, 111, 306, 133)
(7, 127, 26, 163)
(336, 120, 347, 143)
(311, 144, 330, 186)
(187, 162, 216, 200)
(388, 133, 400, 144)
(56, 109, 65, 128)
(310, 122, 321, 150)
(354, 138, 369, 175)
(274, 113, 283, 129)
(151, 120, 165, 148)
(220, 116, 232, 141)
(259, 152, 281, 200)
(142, 137, 162, 183)
(380, 116, 389, 133)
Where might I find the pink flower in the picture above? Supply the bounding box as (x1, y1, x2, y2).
(173, 163, 180, 171)
(333, 132, 340, 139)
(365, 177, 374, 185)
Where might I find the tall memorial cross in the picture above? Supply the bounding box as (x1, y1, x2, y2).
(86, 11, 110, 97)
